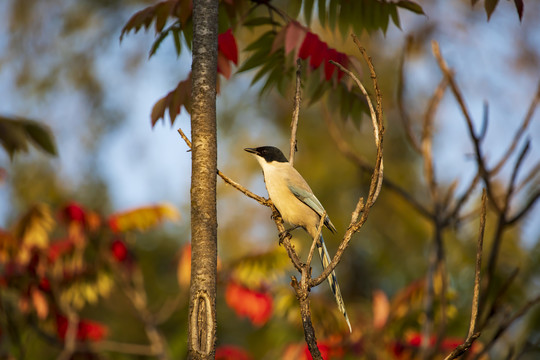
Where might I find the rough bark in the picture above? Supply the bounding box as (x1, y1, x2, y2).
(187, 0, 219, 359)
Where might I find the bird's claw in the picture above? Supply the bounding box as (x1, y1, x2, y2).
(279, 230, 290, 245)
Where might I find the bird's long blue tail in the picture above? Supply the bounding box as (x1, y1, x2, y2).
(317, 235, 352, 332)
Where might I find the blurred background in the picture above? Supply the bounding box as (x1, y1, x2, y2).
(1, 0, 540, 358)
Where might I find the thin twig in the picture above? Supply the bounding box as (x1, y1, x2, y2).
(177, 128, 270, 206)
(289, 59, 302, 166)
(397, 35, 422, 153)
(311, 40, 384, 288)
(432, 41, 501, 214)
(469, 189, 486, 338)
(478, 294, 540, 357)
(491, 81, 540, 175)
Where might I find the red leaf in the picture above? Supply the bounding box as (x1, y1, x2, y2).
(309, 39, 328, 69)
(218, 29, 238, 65)
(324, 48, 339, 80)
(216, 345, 253, 360)
(298, 32, 319, 60)
(225, 281, 273, 326)
(336, 52, 349, 81)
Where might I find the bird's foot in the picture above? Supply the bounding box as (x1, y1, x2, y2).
(279, 230, 290, 245)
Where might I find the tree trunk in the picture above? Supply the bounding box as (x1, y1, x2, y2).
(187, 0, 219, 359)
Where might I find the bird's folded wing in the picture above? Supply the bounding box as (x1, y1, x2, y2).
(288, 184, 336, 233)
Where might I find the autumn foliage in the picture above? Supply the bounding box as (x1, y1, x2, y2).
(0, 201, 180, 352)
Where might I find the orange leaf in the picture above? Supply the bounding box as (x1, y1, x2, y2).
(217, 52, 232, 79)
(177, 243, 191, 288)
(108, 203, 180, 233)
(372, 289, 390, 329)
(31, 287, 49, 319)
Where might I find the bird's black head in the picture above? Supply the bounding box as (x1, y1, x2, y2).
(244, 146, 288, 163)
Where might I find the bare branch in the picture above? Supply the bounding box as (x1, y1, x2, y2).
(178, 128, 270, 206)
(491, 81, 540, 175)
(431, 41, 502, 214)
(507, 190, 540, 225)
(469, 189, 486, 338)
(479, 294, 540, 357)
(443, 333, 481, 360)
(397, 36, 422, 153)
(311, 40, 384, 288)
(289, 59, 302, 166)
(479, 267, 520, 331)
(422, 75, 449, 204)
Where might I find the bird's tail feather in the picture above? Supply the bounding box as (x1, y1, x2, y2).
(317, 235, 352, 332)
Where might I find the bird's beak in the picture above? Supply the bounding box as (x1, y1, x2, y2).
(244, 148, 259, 155)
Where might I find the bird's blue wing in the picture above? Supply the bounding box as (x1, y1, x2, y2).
(288, 184, 337, 233)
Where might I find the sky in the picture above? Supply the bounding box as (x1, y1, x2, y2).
(1, 0, 539, 242)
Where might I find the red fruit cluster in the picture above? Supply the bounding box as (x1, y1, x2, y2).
(225, 281, 273, 326)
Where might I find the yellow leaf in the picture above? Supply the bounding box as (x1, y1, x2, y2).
(109, 203, 180, 233)
(231, 247, 289, 288)
(14, 203, 55, 249)
(97, 272, 113, 297)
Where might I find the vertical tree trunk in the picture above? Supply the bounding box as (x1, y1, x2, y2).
(187, 0, 219, 359)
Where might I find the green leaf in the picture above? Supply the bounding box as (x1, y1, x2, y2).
(328, 0, 338, 31)
(396, 1, 425, 15)
(22, 121, 57, 156)
(0, 118, 28, 158)
(514, 0, 523, 21)
(338, 0, 351, 37)
(485, 0, 499, 20)
(380, 2, 390, 34)
(238, 48, 270, 73)
(244, 30, 275, 52)
(389, 4, 401, 29)
(154, 2, 172, 33)
(304, 0, 315, 26)
(243, 17, 279, 28)
(250, 51, 282, 86)
(0, 117, 57, 158)
(182, 18, 193, 50)
(318, 0, 327, 27)
(287, 0, 302, 19)
(260, 64, 283, 96)
(173, 28, 182, 57)
(307, 79, 328, 106)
